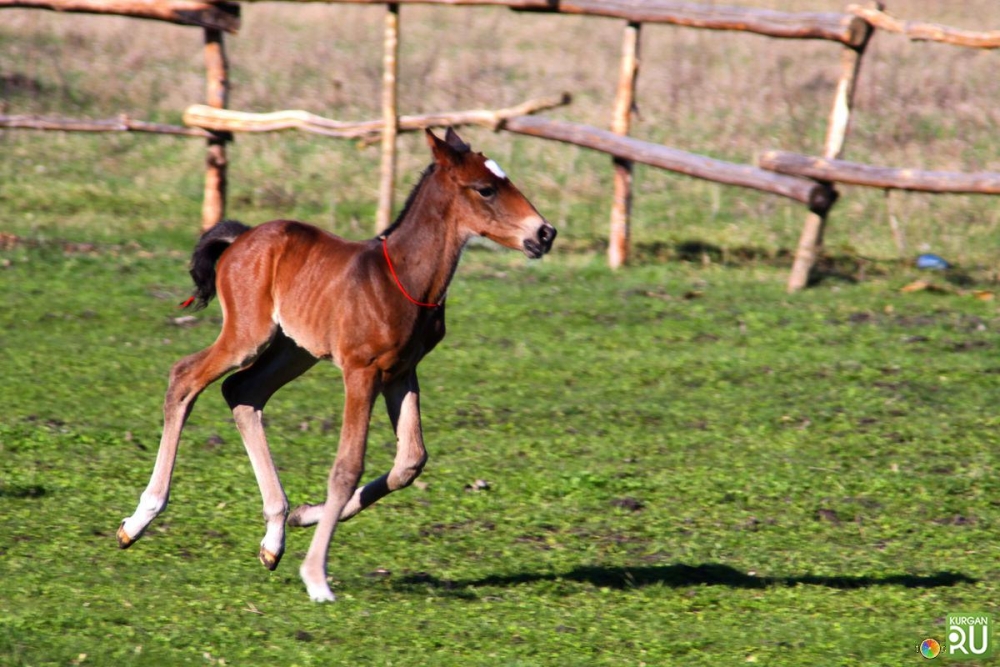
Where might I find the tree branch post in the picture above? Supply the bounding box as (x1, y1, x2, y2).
(376, 3, 400, 233)
(786, 7, 875, 292)
(201, 27, 230, 231)
(608, 21, 641, 270)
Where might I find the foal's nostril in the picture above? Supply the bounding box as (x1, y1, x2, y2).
(538, 224, 557, 247)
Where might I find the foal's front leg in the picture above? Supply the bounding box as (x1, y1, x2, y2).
(298, 367, 379, 602)
(343, 371, 427, 519)
(287, 370, 426, 526)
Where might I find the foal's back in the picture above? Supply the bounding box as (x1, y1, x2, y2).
(216, 219, 431, 373)
(215, 219, 386, 364)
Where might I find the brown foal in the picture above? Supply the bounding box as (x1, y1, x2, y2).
(117, 128, 556, 602)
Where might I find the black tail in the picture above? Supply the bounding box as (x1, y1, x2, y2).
(182, 220, 251, 310)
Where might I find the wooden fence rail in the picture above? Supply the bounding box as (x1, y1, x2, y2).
(502, 116, 836, 212)
(0, 114, 211, 137)
(0, 94, 570, 139)
(0, 0, 240, 31)
(529, 1, 868, 45)
(182, 95, 571, 138)
(237, 0, 868, 45)
(4, 0, 1000, 290)
(847, 4, 1000, 49)
(760, 151, 1000, 195)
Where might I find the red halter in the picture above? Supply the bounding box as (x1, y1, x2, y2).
(381, 235, 441, 309)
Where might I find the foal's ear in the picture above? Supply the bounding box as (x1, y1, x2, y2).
(426, 128, 467, 166)
(444, 127, 470, 153)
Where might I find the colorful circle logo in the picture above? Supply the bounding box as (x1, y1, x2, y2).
(921, 638, 942, 659)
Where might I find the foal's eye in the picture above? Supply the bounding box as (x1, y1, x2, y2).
(475, 185, 497, 199)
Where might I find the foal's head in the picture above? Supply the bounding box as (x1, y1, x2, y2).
(426, 128, 556, 258)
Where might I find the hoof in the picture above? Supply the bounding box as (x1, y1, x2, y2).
(116, 522, 135, 549)
(307, 584, 336, 603)
(258, 547, 282, 571)
(301, 563, 336, 602)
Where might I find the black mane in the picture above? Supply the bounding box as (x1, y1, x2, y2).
(377, 163, 437, 239)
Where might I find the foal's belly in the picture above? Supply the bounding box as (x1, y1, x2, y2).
(275, 310, 442, 383)
(272, 310, 334, 361)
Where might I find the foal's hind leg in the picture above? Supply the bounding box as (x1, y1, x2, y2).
(118, 318, 276, 549)
(220, 331, 317, 570)
(288, 370, 426, 527)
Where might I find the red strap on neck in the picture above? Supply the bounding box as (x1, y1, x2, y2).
(381, 236, 441, 308)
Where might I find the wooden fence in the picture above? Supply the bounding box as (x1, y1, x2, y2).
(3, 1, 1000, 291)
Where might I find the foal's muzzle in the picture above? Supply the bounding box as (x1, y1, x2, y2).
(524, 221, 557, 259)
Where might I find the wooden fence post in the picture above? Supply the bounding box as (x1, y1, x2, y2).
(376, 3, 400, 233)
(608, 21, 641, 269)
(786, 15, 874, 291)
(201, 27, 229, 231)
(885, 189, 905, 256)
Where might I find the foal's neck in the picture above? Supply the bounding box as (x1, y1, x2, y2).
(381, 172, 469, 307)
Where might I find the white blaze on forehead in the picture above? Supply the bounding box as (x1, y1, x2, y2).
(484, 158, 507, 180)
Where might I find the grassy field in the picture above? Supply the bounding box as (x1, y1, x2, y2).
(2, 242, 999, 665)
(2, 2, 1000, 665)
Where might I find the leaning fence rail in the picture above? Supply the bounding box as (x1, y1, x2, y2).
(760, 152, 1000, 195)
(3, 0, 999, 291)
(502, 116, 835, 211)
(846, 3, 1000, 49)
(182, 95, 571, 138)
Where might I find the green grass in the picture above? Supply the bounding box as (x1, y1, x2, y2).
(3, 4, 1000, 664)
(2, 237, 999, 665)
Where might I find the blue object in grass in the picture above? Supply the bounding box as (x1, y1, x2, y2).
(916, 253, 950, 270)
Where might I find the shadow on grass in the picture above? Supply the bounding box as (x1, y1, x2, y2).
(0, 484, 47, 499)
(396, 563, 976, 594)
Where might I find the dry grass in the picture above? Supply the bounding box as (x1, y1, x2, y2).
(2, 2, 1000, 263)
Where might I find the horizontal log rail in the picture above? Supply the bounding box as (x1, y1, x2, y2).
(235, 0, 866, 46)
(541, 1, 867, 46)
(7, 1, 993, 50)
(7, 0, 998, 282)
(0, 113, 214, 137)
(760, 150, 1000, 194)
(847, 4, 1000, 49)
(0, 0, 241, 32)
(503, 116, 835, 212)
(183, 93, 571, 138)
